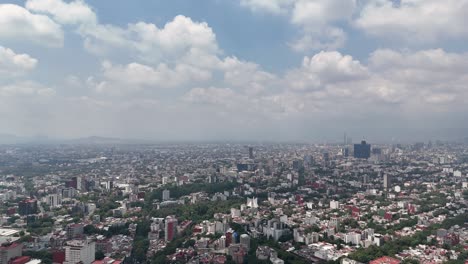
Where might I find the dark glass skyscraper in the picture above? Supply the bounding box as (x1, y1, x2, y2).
(354, 140, 371, 159)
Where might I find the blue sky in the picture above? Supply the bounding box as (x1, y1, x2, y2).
(0, 0, 468, 142)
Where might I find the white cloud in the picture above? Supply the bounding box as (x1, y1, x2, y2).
(289, 27, 346, 51)
(80, 15, 220, 66)
(239, 0, 356, 51)
(0, 4, 63, 47)
(0, 81, 55, 97)
(291, 0, 356, 26)
(93, 61, 212, 95)
(0, 46, 38, 76)
(286, 51, 368, 91)
(220, 57, 277, 95)
(25, 0, 96, 25)
(369, 49, 468, 92)
(239, 0, 295, 14)
(355, 0, 468, 43)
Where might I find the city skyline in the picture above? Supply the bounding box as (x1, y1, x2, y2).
(1, 0, 468, 141)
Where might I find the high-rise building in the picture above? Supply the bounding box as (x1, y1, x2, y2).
(342, 148, 349, 157)
(240, 234, 250, 250)
(66, 224, 84, 239)
(164, 216, 178, 242)
(248, 147, 254, 159)
(383, 174, 392, 190)
(354, 140, 371, 159)
(63, 240, 95, 264)
(292, 160, 303, 171)
(61, 188, 76, 198)
(323, 152, 330, 165)
(225, 229, 234, 247)
(46, 194, 62, 208)
(18, 199, 38, 216)
(162, 189, 170, 201)
(372, 148, 382, 155)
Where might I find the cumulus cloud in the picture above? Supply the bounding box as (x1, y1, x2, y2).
(0, 46, 38, 76)
(1, 0, 467, 140)
(25, 0, 96, 25)
(355, 0, 468, 43)
(0, 4, 63, 47)
(285, 51, 368, 91)
(220, 57, 277, 95)
(93, 61, 212, 95)
(80, 15, 220, 66)
(239, 0, 356, 51)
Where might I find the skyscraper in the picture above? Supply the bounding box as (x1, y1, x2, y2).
(354, 140, 371, 159)
(248, 147, 254, 159)
(383, 174, 391, 190)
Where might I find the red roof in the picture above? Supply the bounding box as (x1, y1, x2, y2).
(10, 256, 31, 264)
(370, 256, 401, 264)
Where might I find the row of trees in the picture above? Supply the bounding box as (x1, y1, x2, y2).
(146, 181, 240, 202)
(349, 213, 468, 263)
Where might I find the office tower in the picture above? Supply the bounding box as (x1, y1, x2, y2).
(162, 189, 170, 201)
(303, 155, 314, 166)
(18, 199, 38, 216)
(165, 216, 178, 242)
(354, 140, 371, 159)
(292, 160, 303, 171)
(63, 240, 95, 264)
(372, 148, 382, 155)
(344, 133, 347, 146)
(323, 152, 330, 165)
(383, 174, 391, 190)
(248, 147, 254, 159)
(342, 148, 349, 157)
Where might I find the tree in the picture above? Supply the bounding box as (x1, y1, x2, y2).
(95, 251, 105, 260)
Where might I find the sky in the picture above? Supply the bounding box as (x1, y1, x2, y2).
(0, 0, 468, 142)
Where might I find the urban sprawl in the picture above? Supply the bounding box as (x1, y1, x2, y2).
(0, 139, 467, 264)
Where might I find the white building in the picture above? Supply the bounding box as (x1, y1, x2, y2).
(246, 197, 258, 208)
(345, 232, 362, 245)
(162, 189, 170, 201)
(240, 234, 250, 250)
(231, 208, 241, 218)
(46, 194, 62, 208)
(330, 200, 340, 209)
(63, 240, 95, 264)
